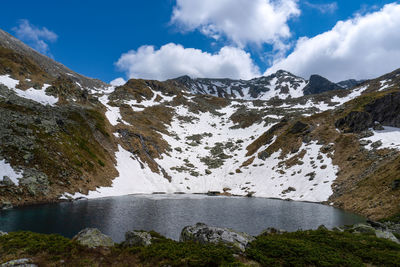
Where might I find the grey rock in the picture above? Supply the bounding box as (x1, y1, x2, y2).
(1, 201, 13, 210)
(180, 223, 255, 252)
(0, 258, 37, 267)
(359, 140, 369, 146)
(391, 179, 400, 190)
(351, 224, 376, 234)
(260, 227, 287, 235)
(123, 231, 152, 247)
(72, 228, 114, 248)
(2, 176, 15, 186)
(371, 140, 383, 149)
(0, 231, 8, 236)
(375, 230, 400, 244)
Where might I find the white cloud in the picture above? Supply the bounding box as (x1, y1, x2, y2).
(171, 0, 300, 48)
(116, 43, 260, 80)
(266, 3, 400, 81)
(110, 77, 126, 86)
(304, 2, 338, 14)
(12, 19, 58, 55)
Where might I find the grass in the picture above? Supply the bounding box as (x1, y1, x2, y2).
(246, 229, 400, 267)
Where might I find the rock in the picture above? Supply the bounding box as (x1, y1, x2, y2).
(351, 224, 376, 234)
(72, 228, 114, 248)
(289, 121, 308, 134)
(123, 231, 152, 247)
(373, 122, 384, 131)
(317, 225, 328, 231)
(2, 176, 15, 186)
(391, 179, 400, 190)
(371, 140, 383, 149)
(180, 223, 255, 252)
(359, 140, 369, 146)
(281, 187, 296, 194)
(19, 169, 49, 196)
(375, 230, 400, 244)
(1, 201, 13, 210)
(0, 231, 8, 236)
(321, 144, 334, 153)
(205, 169, 212, 175)
(260, 227, 287, 235)
(258, 150, 269, 160)
(0, 258, 37, 267)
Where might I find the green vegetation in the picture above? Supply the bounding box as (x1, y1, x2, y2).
(246, 229, 400, 267)
(2, 228, 400, 266)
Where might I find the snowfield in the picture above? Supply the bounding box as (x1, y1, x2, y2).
(70, 96, 339, 202)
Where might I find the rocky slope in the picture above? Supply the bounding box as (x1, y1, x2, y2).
(1, 29, 400, 220)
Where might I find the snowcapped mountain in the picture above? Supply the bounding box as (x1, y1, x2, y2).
(1, 28, 400, 220)
(171, 70, 347, 100)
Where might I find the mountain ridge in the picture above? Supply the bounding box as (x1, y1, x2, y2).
(0, 28, 400, 220)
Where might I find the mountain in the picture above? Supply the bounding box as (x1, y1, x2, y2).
(303, 74, 343, 95)
(337, 79, 365, 89)
(0, 28, 400, 221)
(0, 29, 106, 89)
(171, 70, 345, 100)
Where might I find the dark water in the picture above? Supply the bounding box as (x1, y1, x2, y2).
(0, 195, 365, 242)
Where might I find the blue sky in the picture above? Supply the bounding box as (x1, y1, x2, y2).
(1, 0, 399, 83)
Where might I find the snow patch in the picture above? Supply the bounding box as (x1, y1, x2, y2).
(0, 159, 22, 186)
(362, 126, 400, 150)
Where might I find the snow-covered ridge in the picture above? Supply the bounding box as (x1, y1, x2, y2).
(173, 70, 308, 101)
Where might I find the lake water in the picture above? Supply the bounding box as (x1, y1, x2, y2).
(0, 195, 365, 242)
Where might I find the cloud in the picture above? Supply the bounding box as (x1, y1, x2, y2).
(171, 0, 300, 48)
(110, 77, 126, 86)
(12, 19, 58, 55)
(116, 43, 260, 80)
(304, 2, 338, 14)
(266, 3, 400, 81)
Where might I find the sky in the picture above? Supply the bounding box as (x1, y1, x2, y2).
(1, 0, 400, 84)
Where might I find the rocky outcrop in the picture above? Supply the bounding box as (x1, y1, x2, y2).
(336, 92, 400, 133)
(72, 228, 114, 248)
(180, 223, 255, 252)
(122, 231, 153, 247)
(303, 74, 343, 95)
(0, 258, 37, 267)
(341, 222, 400, 244)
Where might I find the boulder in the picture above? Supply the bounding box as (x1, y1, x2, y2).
(1, 201, 13, 210)
(123, 231, 152, 247)
(375, 230, 400, 244)
(180, 223, 255, 252)
(1, 176, 15, 186)
(371, 140, 383, 149)
(72, 228, 114, 248)
(260, 227, 287, 235)
(351, 224, 376, 234)
(0, 231, 7, 236)
(0, 258, 37, 267)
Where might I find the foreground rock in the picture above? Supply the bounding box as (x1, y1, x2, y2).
(0, 258, 37, 267)
(72, 228, 114, 248)
(122, 231, 153, 247)
(180, 223, 255, 252)
(343, 222, 400, 244)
